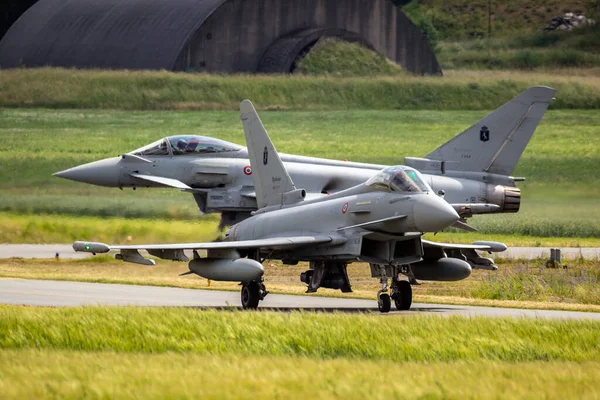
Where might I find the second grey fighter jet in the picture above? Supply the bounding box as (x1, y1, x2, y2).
(56, 86, 555, 230)
(74, 101, 507, 312)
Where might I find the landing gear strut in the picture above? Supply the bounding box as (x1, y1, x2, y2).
(371, 264, 414, 313)
(241, 280, 268, 310)
(376, 266, 391, 313)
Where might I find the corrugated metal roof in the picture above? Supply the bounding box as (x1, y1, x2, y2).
(0, 0, 226, 69)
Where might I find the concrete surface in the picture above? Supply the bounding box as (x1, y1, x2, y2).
(1, 279, 598, 320)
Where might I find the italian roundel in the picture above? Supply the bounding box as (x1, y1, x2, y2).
(243, 166, 252, 175)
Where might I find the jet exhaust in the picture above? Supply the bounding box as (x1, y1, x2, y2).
(502, 187, 521, 213)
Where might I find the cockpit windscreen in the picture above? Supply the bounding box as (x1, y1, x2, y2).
(132, 139, 169, 156)
(169, 135, 242, 155)
(131, 135, 242, 156)
(366, 166, 431, 193)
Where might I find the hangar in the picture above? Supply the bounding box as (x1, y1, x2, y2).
(0, 0, 442, 75)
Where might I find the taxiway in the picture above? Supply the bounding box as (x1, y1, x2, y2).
(1, 279, 598, 320)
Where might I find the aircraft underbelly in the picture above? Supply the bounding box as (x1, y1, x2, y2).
(206, 190, 257, 212)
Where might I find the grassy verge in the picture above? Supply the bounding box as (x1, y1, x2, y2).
(2, 306, 599, 360)
(1, 349, 599, 399)
(0, 213, 219, 244)
(1, 68, 600, 110)
(440, 46, 600, 70)
(295, 37, 406, 76)
(3, 257, 599, 310)
(401, 0, 599, 40)
(437, 27, 600, 69)
(1, 212, 599, 246)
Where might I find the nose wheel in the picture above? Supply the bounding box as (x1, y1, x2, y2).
(376, 266, 392, 313)
(241, 281, 268, 310)
(391, 279, 412, 311)
(377, 293, 391, 313)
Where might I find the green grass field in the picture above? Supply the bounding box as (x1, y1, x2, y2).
(2, 68, 600, 110)
(401, 0, 599, 40)
(296, 38, 406, 76)
(2, 306, 599, 360)
(407, 2, 600, 70)
(1, 106, 598, 244)
(439, 34, 600, 70)
(1, 307, 599, 398)
(2, 350, 599, 399)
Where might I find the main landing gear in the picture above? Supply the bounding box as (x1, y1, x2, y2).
(372, 264, 414, 313)
(240, 280, 268, 310)
(240, 250, 268, 310)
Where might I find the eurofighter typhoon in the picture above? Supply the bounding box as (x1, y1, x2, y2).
(56, 87, 555, 231)
(74, 101, 507, 312)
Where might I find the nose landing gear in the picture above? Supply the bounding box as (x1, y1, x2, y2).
(377, 292, 391, 313)
(376, 266, 391, 313)
(371, 264, 414, 313)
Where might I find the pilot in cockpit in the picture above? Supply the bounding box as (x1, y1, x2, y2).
(130, 135, 243, 157)
(186, 138, 200, 152)
(391, 169, 421, 192)
(175, 138, 187, 154)
(366, 166, 431, 194)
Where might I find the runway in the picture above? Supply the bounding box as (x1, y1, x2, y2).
(1, 244, 599, 260)
(0, 245, 90, 259)
(1, 279, 599, 320)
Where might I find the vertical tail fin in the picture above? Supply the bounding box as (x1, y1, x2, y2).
(425, 86, 555, 176)
(240, 100, 300, 209)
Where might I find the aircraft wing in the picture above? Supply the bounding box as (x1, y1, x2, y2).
(130, 173, 193, 190)
(422, 239, 506, 252)
(422, 239, 507, 270)
(74, 235, 338, 254)
(74, 235, 341, 266)
(240, 191, 327, 202)
(240, 191, 256, 198)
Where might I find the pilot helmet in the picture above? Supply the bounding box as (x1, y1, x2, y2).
(176, 139, 187, 150)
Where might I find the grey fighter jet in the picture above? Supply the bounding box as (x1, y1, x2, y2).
(55, 87, 555, 230)
(74, 100, 507, 312)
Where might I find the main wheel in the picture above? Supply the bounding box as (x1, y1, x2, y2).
(378, 293, 391, 313)
(241, 282, 261, 310)
(394, 280, 412, 311)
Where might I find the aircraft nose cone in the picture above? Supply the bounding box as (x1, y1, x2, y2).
(413, 194, 459, 232)
(53, 157, 121, 187)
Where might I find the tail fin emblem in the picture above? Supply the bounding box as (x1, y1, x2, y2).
(263, 146, 269, 165)
(480, 126, 490, 142)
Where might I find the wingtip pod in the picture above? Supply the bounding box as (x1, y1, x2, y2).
(73, 241, 110, 253)
(472, 241, 507, 253)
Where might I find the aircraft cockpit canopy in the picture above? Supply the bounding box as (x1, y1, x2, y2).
(131, 135, 242, 157)
(366, 166, 431, 193)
